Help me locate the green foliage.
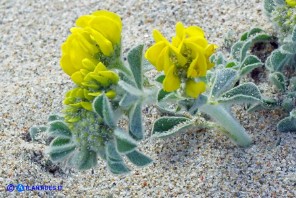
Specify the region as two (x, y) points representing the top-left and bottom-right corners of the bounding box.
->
(30, 45), (153, 174)
(277, 109), (296, 132)
(264, 0), (296, 38)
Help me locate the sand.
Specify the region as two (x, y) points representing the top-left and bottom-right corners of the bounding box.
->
(0, 0), (295, 197)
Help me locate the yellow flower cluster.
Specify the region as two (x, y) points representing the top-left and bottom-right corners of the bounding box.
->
(63, 62), (118, 112)
(145, 22), (217, 98)
(286, 0), (296, 7)
(60, 10), (122, 112)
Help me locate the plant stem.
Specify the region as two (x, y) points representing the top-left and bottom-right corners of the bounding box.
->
(199, 103), (252, 147)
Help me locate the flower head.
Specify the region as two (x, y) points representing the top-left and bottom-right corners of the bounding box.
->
(145, 22), (217, 98)
(63, 62), (118, 112)
(286, 0), (296, 7)
(60, 10), (122, 77)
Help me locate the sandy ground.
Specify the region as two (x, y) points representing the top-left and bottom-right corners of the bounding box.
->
(0, 0), (295, 197)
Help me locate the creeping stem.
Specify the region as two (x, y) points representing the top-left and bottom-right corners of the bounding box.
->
(199, 103), (252, 147)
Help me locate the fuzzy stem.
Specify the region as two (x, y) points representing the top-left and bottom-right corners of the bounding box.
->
(199, 103), (252, 147)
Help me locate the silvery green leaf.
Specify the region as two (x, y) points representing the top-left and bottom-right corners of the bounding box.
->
(157, 89), (171, 101)
(282, 97), (294, 112)
(50, 137), (71, 147)
(93, 94), (116, 128)
(48, 144), (76, 162)
(107, 160), (130, 174)
(119, 72), (137, 87)
(270, 50), (287, 71)
(114, 128), (137, 154)
(240, 31), (248, 41)
(187, 94), (208, 115)
(129, 102), (143, 140)
(218, 82), (261, 105)
(292, 25), (296, 42)
(106, 141), (122, 162)
(126, 150), (152, 167)
(247, 98), (277, 112)
(240, 40), (253, 62)
(155, 74), (165, 83)
(118, 80), (143, 96)
(119, 93), (139, 108)
(247, 28), (264, 38)
(265, 56), (273, 71)
(264, 0), (275, 14)
(127, 45), (144, 90)
(210, 68), (238, 98)
(280, 43), (296, 54)
(48, 114), (63, 122)
(68, 149), (97, 170)
(290, 77), (296, 91)
(269, 72), (286, 91)
(211, 51), (225, 65)
(231, 41), (244, 60)
(29, 125), (47, 141)
(48, 121), (72, 138)
(152, 116), (194, 138)
(225, 61), (238, 68)
(277, 110), (296, 132)
(251, 33), (272, 43)
(240, 55), (262, 76)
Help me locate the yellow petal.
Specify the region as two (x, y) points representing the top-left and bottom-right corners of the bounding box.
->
(88, 91), (102, 97)
(185, 80), (206, 98)
(172, 22), (185, 47)
(106, 90), (116, 98)
(286, 0), (296, 7)
(175, 22), (185, 39)
(60, 55), (77, 75)
(76, 15), (93, 27)
(186, 36), (208, 48)
(155, 46), (170, 71)
(94, 62), (108, 72)
(81, 102), (93, 111)
(89, 16), (121, 44)
(86, 27), (114, 56)
(82, 58), (97, 71)
(184, 41), (205, 58)
(205, 44), (217, 57)
(71, 71), (84, 85)
(92, 10), (122, 31)
(163, 66), (181, 92)
(84, 89), (95, 100)
(187, 57), (199, 78)
(169, 46), (187, 66)
(185, 26), (205, 38)
(153, 29), (167, 42)
(145, 41), (167, 66)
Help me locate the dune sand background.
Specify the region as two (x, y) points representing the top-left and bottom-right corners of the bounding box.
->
(0, 0), (295, 197)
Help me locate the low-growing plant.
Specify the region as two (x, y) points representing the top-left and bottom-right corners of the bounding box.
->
(249, 26), (296, 132)
(264, 0), (296, 39)
(30, 11), (153, 174)
(30, 4), (295, 175)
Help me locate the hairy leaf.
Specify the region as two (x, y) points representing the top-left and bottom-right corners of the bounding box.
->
(128, 45), (144, 90)
(114, 128), (137, 154)
(126, 150), (152, 167)
(219, 82), (261, 105)
(48, 121), (72, 137)
(210, 68), (238, 98)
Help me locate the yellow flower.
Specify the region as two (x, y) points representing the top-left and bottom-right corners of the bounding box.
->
(286, 0), (296, 7)
(145, 22), (217, 98)
(63, 62), (119, 112)
(185, 80), (206, 98)
(60, 10), (122, 76)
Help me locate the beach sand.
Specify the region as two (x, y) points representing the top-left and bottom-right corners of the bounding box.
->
(0, 0), (295, 197)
